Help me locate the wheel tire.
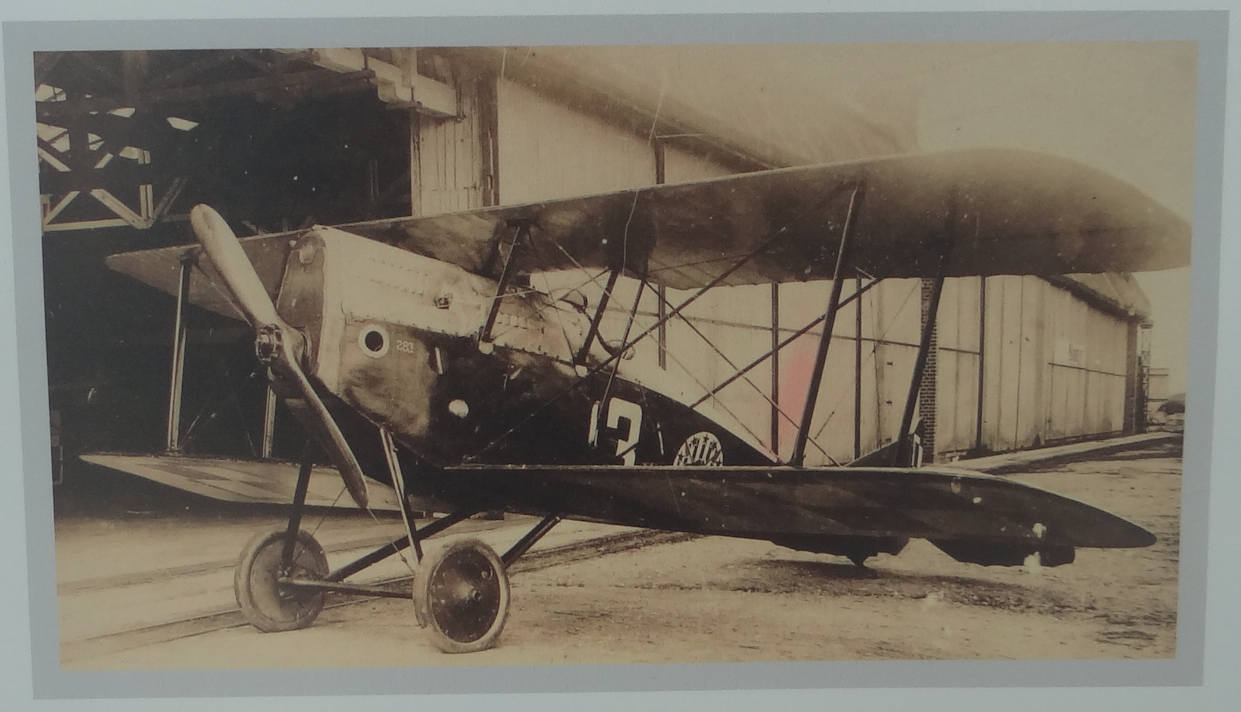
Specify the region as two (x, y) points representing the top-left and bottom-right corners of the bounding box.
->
(412, 538), (510, 654)
(234, 528), (329, 633)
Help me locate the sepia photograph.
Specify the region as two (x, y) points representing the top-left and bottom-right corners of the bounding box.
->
(16, 22), (1208, 685)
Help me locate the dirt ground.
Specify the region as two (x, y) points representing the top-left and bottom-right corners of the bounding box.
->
(64, 436), (1182, 669)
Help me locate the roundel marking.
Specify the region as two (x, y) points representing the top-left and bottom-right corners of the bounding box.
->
(358, 324), (390, 359)
(673, 431), (724, 466)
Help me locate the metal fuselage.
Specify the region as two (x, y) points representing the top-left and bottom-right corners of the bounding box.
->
(278, 226), (772, 476)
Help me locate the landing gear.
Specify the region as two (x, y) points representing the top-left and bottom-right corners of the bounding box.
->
(234, 528), (329, 632)
(231, 433), (558, 653)
(413, 538), (511, 654)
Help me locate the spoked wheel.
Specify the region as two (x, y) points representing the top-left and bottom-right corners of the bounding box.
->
(412, 538), (510, 653)
(234, 529), (330, 633)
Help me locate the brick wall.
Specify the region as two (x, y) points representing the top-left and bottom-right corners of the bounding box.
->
(919, 278), (939, 463)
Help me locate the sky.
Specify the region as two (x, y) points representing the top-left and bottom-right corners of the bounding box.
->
(558, 42), (1197, 393)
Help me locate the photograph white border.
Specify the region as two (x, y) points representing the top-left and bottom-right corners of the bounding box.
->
(1, 1), (1236, 709)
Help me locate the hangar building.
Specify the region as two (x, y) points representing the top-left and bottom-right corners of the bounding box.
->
(34, 47), (1156, 500)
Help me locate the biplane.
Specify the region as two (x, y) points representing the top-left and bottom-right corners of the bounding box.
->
(89, 148), (1189, 653)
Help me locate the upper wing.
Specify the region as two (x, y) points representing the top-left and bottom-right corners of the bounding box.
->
(105, 232), (294, 322)
(363, 148), (1191, 289)
(107, 148), (1190, 310)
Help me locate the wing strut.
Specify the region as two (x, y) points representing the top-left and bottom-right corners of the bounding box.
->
(895, 200), (958, 466)
(165, 251), (194, 452)
(791, 182), (866, 467)
(574, 265), (623, 369)
(479, 220), (532, 347)
(854, 276), (864, 460)
(599, 277), (648, 399)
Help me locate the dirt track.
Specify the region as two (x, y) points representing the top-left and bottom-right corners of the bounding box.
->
(63, 435), (1181, 669)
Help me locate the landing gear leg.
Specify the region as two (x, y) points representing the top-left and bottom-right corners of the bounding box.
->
(379, 429), (517, 654)
(235, 443), (329, 632)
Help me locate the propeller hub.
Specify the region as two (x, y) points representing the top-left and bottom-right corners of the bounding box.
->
(255, 324), (284, 366)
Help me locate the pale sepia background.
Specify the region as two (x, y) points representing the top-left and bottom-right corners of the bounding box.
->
(1, 2), (1234, 711)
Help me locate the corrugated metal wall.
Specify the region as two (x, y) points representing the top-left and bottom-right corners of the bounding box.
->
(934, 277), (984, 455)
(496, 79), (656, 203)
(1038, 279), (1130, 443)
(937, 276), (1131, 459)
(416, 67), (1138, 465)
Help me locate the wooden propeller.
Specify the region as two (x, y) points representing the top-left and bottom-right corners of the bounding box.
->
(189, 204), (370, 509)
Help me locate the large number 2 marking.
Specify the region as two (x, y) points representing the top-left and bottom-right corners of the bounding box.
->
(589, 398), (643, 466)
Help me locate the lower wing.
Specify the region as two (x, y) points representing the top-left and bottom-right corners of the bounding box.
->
(80, 452), (405, 511)
(422, 464), (1155, 565)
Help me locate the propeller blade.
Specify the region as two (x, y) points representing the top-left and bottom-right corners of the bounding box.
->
(282, 357), (371, 509)
(189, 203), (369, 509)
(189, 204), (281, 327)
